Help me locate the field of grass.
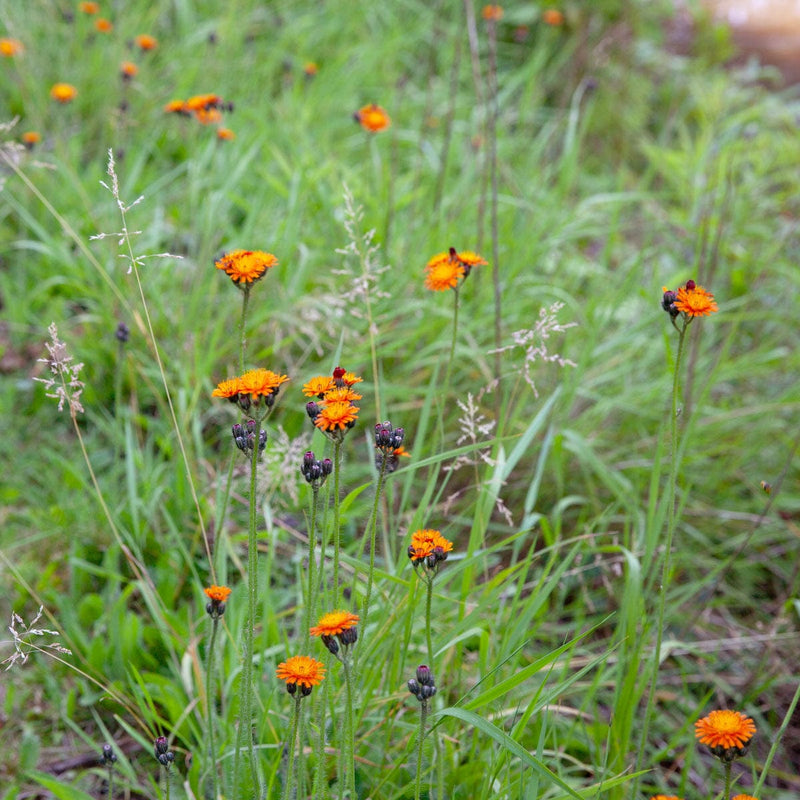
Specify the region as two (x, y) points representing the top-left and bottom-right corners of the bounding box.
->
(1, 1), (799, 799)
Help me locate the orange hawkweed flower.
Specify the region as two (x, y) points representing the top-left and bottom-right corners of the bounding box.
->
(50, 83), (78, 103)
(408, 529), (453, 563)
(695, 709), (756, 761)
(204, 585), (232, 603)
(314, 401), (359, 432)
(211, 377), (242, 399)
(303, 375), (336, 398)
(215, 249), (278, 285)
(216, 127), (235, 141)
(276, 655), (325, 694)
(334, 369), (362, 388)
(650, 796), (681, 800)
(674, 281), (718, 317)
(22, 131), (41, 149)
(321, 386), (362, 404)
(238, 368), (289, 399)
(0, 38), (24, 57)
(354, 103), (390, 133)
(542, 8), (564, 26)
(185, 93), (222, 112)
(134, 33), (157, 51)
(482, 4), (504, 21)
(120, 61), (138, 79)
(194, 107), (222, 125)
(731, 795), (758, 800)
(79, 1), (100, 13)
(164, 99), (187, 114)
(425, 258), (464, 291)
(303, 62), (318, 77)
(310, 610), (360, 638)
(94, 18), (112, 32)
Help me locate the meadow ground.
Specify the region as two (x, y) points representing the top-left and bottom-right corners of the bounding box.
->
(1, 1), (799, 799)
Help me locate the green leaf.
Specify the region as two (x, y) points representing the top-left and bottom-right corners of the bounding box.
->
(26, 772), (96, 800)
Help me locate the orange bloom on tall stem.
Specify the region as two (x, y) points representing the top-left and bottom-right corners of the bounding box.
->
(94, 18), (113, 32)
(303, 375), (336, 398)
(408, 529), (453, 562)
(120, 61), (138, 79)
(238, 368), (289, 399)
(674, 282), (718, 317)
(217, 127), (235, 141)
(134, 33), (158, 51)
(695, 709), (756, 751)
(354, 103), (391, 133)
(482, 4), (504, 21)
(321, 387), (362, 404)
(22, 131), (41, 148)
(204, 585), (232, 603)
(215, 249), (278, 285)
(730, 795), (758, 800)
(542, 8), (565, 26)
(276, 655), (326, 691)
(309, 610), (360, 638)
(50, 83), (78, 103)
(212, 377), (242, 399)
(649, 796), (681, 800)
(79, 1), (100, 13)
(425, 259), (464, 291)
(0, 38), (24, 57)
(314, 401), (359, 431)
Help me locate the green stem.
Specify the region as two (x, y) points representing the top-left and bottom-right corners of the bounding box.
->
(163, 766), (171, 800)
(342, 658), (357, 800)
(313, 673), (329, 800)
(635, 320), (689, 780)
(414, 701), (428, 800)
(304, 486), (320, 652)
(361, 453), (389, 642)
(206, 617), (220, 800)
(332, 440), (343, 606)
(239, 285), (251, 374)
(425, 577), (434, 670)
(723, 760), (732, 800)
(107, 763), (114, 799)
(444, 287), (460, 398)
(283, 694), (303, 800)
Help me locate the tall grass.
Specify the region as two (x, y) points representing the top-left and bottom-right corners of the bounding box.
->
(1, 1), (799, 799)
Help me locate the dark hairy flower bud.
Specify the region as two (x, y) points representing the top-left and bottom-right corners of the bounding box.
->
(306, 401), (321, 420)
(102, 743), (117, 765)
(115, 322), (130, 343)
(339, 626), (358, 647)
(416, 665), (433, 686)
(321, 634), (339, 655)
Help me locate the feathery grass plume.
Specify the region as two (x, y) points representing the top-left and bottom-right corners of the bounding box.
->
(34, 322), (84, 417)
(2, 607), (71, 670)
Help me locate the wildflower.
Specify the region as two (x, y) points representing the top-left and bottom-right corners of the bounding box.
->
(377, 444), (410, 473)
(303, 62), (318, 77)
(375, 421), (405, 455)
(101, 743), (117, 765)
(215, 249), (278, 285)
(408, 529), (453, 565)
(50, 83), (78, 103)
(354, 103), (391, 133)
(94, 18), (112, 32)
(300, 451), (333, 487)
(134, 33), (158, 51)
(276, 655), (325, 696)
(695, 709), (756, 761)
(120, 61), (137, 80)
(153, 736), (174, 767)
(649, 796), (681, 800)
(164, 99), (187, 114)
(216, 127), (235, 141)
(425, 247), (486, 291)
(482, 5), (503, 21)
(322, 386), (362, 404)
(542, 8), (564, 26)
(0, 38), (23, 57)
(303, 375), (336, 398)
(212, 377), (242, 400)
(204, 585), (232, 618)
(22, 131), (40, 149)
(195, 107), (222, 125)
(232, 420), (267, 456)
(79, 1), (100, 13)
(673, 280), (718, 317)
(238, 368), (289, 400)
(731, 795), (758, 800)
(408, 665), (437, 702)
(115, 322), (130, 343)
(310, 610), (360, 638)
(333, 366), (362, 388)
(314, 400), (359, 432)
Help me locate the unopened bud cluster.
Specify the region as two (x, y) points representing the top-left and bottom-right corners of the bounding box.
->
(154, 736), (175, 767)
(286, 681), (314, 698)
(232, 420), (267, 456)
(661, 288), (679, 318)
(408, 664), (437, 703)
(300, 450), (333, 487)
(321, 626), (358, 657)
(375, 421), (405, 453)
(102, 743), (117, 766)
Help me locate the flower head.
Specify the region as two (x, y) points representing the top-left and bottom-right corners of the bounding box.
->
(673, 281), (718, 317)
(303, 375), (336, 398)
(22, 131), (41, 149)
(217, 127), (235, 141)
(215, 249), (278, 285)
(0, 38), (24, 57)
(204, 585), (232, 618)
(408, 529), (453, 564)
(542, 8), (564, 26)
(120, 61), (138, 80)
(303, 62), (318, 77)
(79, 2), (100, 13)
(649, 796), (681, 800)
(731, 795), (758, 800)
(333, 367), (362, 388)
(482, 5), (504, 21)
(314, 400), (359, 432)
(134, 34), (158, 51)
(425, 247), (486, 291)
(354, 103), (391, 133)
(276, 655), (326, 695)
(238, 368), (289, 399)
(94, 18), (112, 32)
(322, 386), (363, 404)
(50, 83), (78, 104)
(212, 377), (242, 400)
(310, 610), (360, 638)
(695, 709), (756, 761)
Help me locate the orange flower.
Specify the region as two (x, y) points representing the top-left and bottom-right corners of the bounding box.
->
(425, 258), (464, 291)
(215, 249), (278, 284)
(321, 386), (362, 404)
(164, 99), (187, 114)
(649, 796), (681, 800)
(482, 4), (503, 21)
(695, 709), (756, 757)
(354, 103), (390, 133)
(120, 61), (138, 79)
(185, 93), (222, 112)
(314, 401), (359, 431)
(309, 610), (360, 638)
(408, 529), (453, 562)
(542, 8), (564, 26)
(335, 369), (362, 388)
(134, 33), (157, 51)
(94, 18), (112, 32)
(195, 108), (222, 125)
(674, 281), (718, 317)
(276, 655), (325, 692)
(302, 375), (336, 398)
(216, 127), (235, 141)
(0, 38), (24, 57)
(731, 795), (758, 800)
(204, 585), (232, 603)
(212, 377), (242, 399)
(303, 62), (318, 76)
(22, 131), (41, 149)
(79, 1), (100, 13)
(238, 368), (289, 399)
(50, 83), (78, 103)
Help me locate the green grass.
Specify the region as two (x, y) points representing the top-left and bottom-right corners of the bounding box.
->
(1, 1), (799, 798)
